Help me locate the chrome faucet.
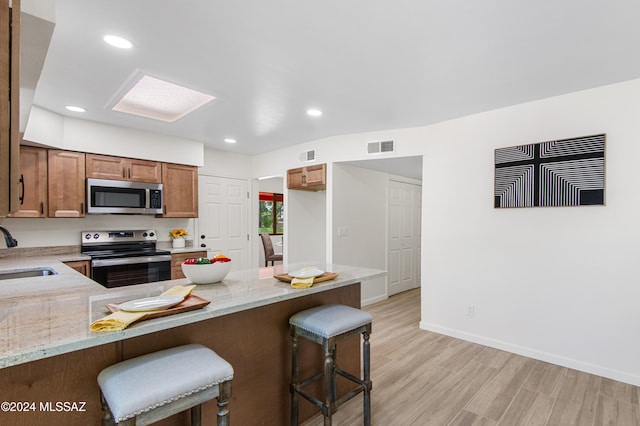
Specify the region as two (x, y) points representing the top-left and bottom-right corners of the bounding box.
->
(0, 225), (18, 248)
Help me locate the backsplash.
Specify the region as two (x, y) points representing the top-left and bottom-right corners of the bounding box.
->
(0, 216), (195, 248)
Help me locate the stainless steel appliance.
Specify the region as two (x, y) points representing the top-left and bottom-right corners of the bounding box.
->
(81, 229), (171, 288)
(86, 178), (163, 214)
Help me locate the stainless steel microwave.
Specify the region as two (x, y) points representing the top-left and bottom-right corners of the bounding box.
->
(86, 178), (163, 214)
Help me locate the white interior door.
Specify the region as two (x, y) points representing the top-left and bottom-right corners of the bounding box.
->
(197, 175), (249, 271)
(388, 180), (422, 295)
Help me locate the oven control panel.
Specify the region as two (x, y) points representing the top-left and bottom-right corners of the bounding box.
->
(81, 229), (158, 245)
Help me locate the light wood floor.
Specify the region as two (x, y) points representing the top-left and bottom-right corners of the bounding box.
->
(305, 289), (640, 425)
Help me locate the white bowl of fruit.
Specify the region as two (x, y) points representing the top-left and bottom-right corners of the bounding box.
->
(181, 254), (232, 284)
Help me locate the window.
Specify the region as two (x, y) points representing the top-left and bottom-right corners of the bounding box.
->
(259, 192), (283, 235)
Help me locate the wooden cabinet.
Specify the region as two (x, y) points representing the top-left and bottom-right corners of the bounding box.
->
(8, 146), (47, 217)
(63, 260), (90, 277)
(171, 251), (206, 279)
(0, 0), (20, 216)
(161, 163), (199, 217)
(48, 150), (86, 217)
(86, 154), (162, 183)
(287, 163), (326, 191)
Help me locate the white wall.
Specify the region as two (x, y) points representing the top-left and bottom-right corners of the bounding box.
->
(1, 216), (195, 247)
(285, 190), (326, 264)
(25, 106), (204, 166)
(252, 78), (640, 386)
(333, 164), (389, 305)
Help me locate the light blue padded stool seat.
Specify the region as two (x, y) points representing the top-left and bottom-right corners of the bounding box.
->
(98, 344), (233, 426)
(289, 304), (373, 426)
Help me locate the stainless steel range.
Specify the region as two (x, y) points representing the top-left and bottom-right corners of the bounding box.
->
(81, 229), (171, 288)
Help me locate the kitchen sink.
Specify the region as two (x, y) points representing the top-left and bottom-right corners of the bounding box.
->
(0, 267), (58, 280)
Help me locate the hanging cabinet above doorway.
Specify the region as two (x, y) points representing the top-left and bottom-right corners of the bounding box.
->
(287, 163), (326, 191)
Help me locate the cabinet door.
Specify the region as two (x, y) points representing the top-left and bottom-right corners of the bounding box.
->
(161, 163), (198, 217)
(8, 146), (47, 217)
(0, 0), (20, 216)
(171, 251), (207, 279)
(287, 167), (304, 189)
(128, 158), (162, 183)
(48, 150), (86, 217)
(304, 164), (326, 187)
(86, 154), (126, 180)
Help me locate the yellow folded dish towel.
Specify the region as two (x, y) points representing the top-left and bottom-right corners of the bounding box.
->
(291, 277), (314, 289)
(90, 285), (196, 333)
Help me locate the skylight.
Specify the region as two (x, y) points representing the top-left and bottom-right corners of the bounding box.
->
(112, 75), (216, 123)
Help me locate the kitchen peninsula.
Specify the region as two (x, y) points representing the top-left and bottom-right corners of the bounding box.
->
(0, 258), (385, 426)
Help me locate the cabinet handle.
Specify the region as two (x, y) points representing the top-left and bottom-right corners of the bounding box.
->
(18, 174), (24, 204)
(80, 203), (84, 214)
(201, 235), (205, 239)
(40, 202), (44, 215)
(122, 168), (126, 178)
(200, 244), (206, 248)
(128, 168), (131, 179)
(302, 174), (306, 184)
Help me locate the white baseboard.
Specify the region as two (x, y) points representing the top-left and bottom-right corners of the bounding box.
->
(420, 321), (640, 387)
(362, 294), (388, 307)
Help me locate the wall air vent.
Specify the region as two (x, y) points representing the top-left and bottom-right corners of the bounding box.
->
(299, 150), (316, 162)
(367, 140), (395, 154)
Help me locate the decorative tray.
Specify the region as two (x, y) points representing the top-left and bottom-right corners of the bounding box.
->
(273, 272), (339, 283)
(105, 295), (210, 321)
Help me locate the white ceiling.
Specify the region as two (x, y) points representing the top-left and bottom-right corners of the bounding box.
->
(31, 0), (640, 163)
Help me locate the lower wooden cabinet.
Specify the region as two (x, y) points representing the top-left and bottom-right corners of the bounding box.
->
(63, 260), (90, 277)
(171, 251), (207, 279)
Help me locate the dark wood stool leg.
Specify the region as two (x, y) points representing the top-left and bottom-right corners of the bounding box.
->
(217, 380), (232, 426)
(190, 404), (201, 426)
(323, 342), (335, 426)
(291, 332), (300, 426)
(363, 330), (371, 426)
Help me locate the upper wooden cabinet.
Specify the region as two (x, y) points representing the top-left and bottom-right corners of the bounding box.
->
(161, 163), (198, 217)
(86, 154), (162, 183)
(287, 163), (326, 191)
(8, 146), (47, 218)
(0, 0), (20, 216)
(48, 150), (86, 218)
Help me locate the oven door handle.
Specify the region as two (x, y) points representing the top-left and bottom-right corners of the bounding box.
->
(91, 255), (172, 268)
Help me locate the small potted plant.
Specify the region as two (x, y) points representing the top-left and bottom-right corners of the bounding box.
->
(169, 228), (189, 248)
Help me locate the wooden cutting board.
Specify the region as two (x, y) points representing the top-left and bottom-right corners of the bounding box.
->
(105, 295), (210, 322)
(273, 272), (339, 283)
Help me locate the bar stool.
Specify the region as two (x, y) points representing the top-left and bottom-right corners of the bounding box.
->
(289, 304), (373, 426)
(98, 344), (233, 426)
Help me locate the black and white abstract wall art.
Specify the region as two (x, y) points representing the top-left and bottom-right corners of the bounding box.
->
(494, 134), (605, 208)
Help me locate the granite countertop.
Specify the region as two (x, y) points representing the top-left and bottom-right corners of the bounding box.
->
(0, 257), (385, 369)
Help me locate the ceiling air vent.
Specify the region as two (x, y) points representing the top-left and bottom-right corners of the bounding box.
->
(367, 140), (395, 154)
(299, 150), (316, 162)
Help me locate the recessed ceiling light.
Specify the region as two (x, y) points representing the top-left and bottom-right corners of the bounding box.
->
(65, 105), (86, 113)
(307, 109), (323, 117)
(103, 35), (133, 49)
(224, 138), (237, 144)
(112, 75), (216, 123)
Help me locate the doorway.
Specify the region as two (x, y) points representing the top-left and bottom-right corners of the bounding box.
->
(388, 180), (422, 295)
(197, 174), (250, 271)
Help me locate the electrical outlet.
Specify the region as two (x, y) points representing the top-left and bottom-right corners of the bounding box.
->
(467, 304), (475, 317)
